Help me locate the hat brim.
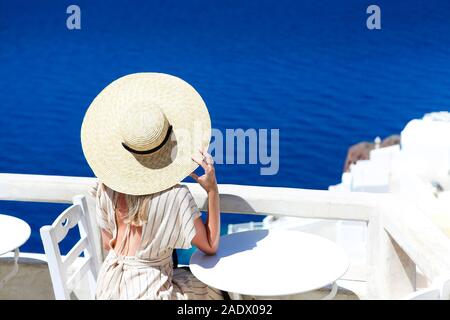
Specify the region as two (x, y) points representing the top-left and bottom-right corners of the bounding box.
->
(81, 73), (211, 195)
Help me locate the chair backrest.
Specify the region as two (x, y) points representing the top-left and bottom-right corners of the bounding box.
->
(40, 195), (100, 300)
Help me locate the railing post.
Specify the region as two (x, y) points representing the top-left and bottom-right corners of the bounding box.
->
(367, 213), (416, 299)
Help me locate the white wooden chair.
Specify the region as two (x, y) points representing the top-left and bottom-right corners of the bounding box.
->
(40, 195), (100, 300)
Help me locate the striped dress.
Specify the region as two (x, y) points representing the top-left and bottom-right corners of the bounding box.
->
(94, 183), (224, 300)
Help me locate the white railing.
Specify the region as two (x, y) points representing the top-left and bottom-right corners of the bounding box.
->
(1, 173), (450, 299)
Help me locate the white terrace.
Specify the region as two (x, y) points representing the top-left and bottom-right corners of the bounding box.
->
(0, 173), (450, 299)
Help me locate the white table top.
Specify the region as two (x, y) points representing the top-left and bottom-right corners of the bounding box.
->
(190, 229), (349, 297)
(0, 214), (31, 256)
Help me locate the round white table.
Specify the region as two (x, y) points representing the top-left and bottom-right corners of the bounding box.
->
(190, 229), (349, 299)
(0, 214), (31, 289)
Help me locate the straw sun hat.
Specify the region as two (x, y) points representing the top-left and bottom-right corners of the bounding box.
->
(81, 73), (211, 195)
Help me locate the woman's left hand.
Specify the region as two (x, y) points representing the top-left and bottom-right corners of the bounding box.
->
(190, 148), (218, 194)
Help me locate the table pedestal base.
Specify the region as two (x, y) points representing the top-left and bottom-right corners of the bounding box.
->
(229, 282), (339, 300)
(0, 249), (20, 290)
(322, 282), (338, 300)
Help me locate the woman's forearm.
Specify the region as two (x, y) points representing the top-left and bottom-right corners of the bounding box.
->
(190, 149), (220, 254)
(205, 188), (220, 252)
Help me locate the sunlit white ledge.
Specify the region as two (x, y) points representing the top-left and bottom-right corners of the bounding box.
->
(0, 173), (449, 299)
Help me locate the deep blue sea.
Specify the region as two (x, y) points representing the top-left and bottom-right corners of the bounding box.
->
(1, 0), (450, 264)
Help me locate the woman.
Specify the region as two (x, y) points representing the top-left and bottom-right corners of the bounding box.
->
(80, 73), (224, 300)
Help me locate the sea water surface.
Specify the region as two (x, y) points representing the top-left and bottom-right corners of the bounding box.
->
(1, 0), (450, 263)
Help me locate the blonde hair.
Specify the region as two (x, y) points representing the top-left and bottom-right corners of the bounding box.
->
(95, 182), (152, 227)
